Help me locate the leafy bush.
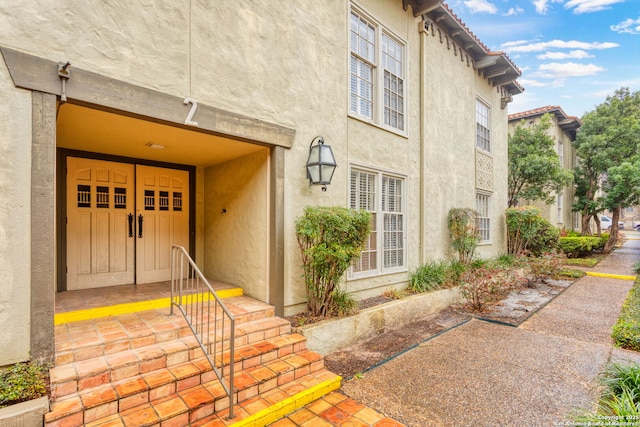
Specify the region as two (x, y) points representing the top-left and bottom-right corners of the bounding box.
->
(574, 363), (640, 421)
(505, 206), (558, 255)
(0, 361), (49, 408)
(634, 262), (640, 275)
(559, 236), (607, 258)
(447, 208), (480, 263)
(524, 252), (564, 285)
(295, 206), (371, 317)
(459, 267), (522, 310)
(409, 260), (468, 293)
(527, 220), (560, 255)
(612, 280), (640, 351)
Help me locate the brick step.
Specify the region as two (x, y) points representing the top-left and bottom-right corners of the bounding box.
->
(54, 295), (277, 365)
(49, 320), (299, 400)
(45, 348), (327, 426)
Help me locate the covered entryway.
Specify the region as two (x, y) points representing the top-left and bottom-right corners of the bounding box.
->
(66, 158), (190, 289)
(56, 103), (275, 296)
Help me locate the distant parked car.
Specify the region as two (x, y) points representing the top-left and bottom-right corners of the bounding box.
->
(600, 215), (624, 230)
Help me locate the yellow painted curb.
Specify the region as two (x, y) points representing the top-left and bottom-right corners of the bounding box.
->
(585, 271), (637, 281)
(229, 375), (342, 427)
(54, 287), (243, 325)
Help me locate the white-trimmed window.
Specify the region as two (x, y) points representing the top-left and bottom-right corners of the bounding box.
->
(476, 99), (491, 152)
(350, 167), (406, 277)
(349, 9), (405, 132)
(557, 140), (564, 167)
(557, 193), (563, 224)
(476, 193), (491, 243)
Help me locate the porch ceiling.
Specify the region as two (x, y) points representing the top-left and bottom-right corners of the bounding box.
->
(56, 103), (265, 167)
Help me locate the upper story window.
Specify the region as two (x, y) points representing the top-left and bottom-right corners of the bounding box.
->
(349, 9), (405, 132)
(476, 99), (491, 152)
(557, 140), (564, 167)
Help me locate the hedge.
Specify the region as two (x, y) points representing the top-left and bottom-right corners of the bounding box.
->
(612, 280), (640, 351)
(558, 235), (608, 258)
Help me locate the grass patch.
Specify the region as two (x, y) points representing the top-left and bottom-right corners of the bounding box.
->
(563, 257), (600, 267)
(558, 268), (586, 279)
(612, 278), (640, 351)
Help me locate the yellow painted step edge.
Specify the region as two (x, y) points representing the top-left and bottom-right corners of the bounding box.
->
(585, 271), (637, 281)
(54, 288), (243, 325)
(229, 375), (342, 427)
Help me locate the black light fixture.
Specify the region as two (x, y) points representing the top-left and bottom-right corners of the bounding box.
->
(306, 136), (337, 191)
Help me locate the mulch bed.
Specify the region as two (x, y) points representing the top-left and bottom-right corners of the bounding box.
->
(322, 277), (575, 379)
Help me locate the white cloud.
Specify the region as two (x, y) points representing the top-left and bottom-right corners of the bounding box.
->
(504, 6), (525, 16)
(501, 39), (619, 53)
(564, 0), (625, 14)
(464, 0), (498, 14)
(533, 62), (605, 78)
(611, 17), (640, 34)
(533, 0), (563, 14)
(517, 78), (552, 87)
(536, 50), (594, 59)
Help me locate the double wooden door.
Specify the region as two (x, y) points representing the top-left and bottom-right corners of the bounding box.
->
(66, 158), (189, 290)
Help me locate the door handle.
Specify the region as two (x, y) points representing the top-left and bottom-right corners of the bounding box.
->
(138, 214), (143, 238)
(128, 213), (134, 237)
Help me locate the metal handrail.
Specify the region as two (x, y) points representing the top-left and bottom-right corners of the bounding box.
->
(170, 245), (235, 419)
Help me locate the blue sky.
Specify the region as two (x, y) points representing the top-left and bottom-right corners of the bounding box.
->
(446, 0), (640, 118)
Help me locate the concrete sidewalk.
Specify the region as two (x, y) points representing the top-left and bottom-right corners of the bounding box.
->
(340, 239), (640, 427)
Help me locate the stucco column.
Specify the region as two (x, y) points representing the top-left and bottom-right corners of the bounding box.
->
(31, 91), (56, 364)
(269, 146), (285, 316)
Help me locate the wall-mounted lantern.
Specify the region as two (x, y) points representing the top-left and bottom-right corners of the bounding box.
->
(305, 136), (337, 191)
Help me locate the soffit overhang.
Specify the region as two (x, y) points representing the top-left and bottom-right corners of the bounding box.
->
(423, 3), (524, 97)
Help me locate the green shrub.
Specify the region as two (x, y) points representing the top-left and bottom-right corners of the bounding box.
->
(409, 260), (470, 293)
(505, 206), (558, 255)
(0, 361), (49, 408)
(559, 236), (606, 258)
(527, 220), (560, 255)
(574, 362), (640, 421)
(612, 280), (640, 351)
(447, 208), (480, 263)
(634, 262), (640, 275)
(331, 287), (358, 317)
(409, 261), (448, 292)
(295, 206), (371, 317)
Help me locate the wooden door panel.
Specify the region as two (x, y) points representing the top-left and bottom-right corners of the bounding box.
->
(67, 158), (135, 290)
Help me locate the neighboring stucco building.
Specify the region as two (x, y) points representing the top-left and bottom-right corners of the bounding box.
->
(0, 0), (522, 365)
(508, 106), (581, 229)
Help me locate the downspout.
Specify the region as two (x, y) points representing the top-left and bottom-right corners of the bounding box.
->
(418, 19), (428, 266)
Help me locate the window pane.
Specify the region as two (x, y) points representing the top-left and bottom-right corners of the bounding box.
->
(476, 193), (490, 242)
(476, 100), (491, 152)
(383, 35), (405, 132)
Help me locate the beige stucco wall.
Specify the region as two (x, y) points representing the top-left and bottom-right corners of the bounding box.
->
(422, 23), (509, 261)
(0, 0), (519, 324)
(508, 113), (577, 229)
(0, 61), (33, 365)
(203, 150), (270, 302)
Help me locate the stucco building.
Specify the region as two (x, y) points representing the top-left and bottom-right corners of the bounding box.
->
(1, 0), (522, 371)
(508, 106), (581, 229)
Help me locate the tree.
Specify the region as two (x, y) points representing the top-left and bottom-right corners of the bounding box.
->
(572, 87), (640, 250)
(508, 114), (574, 208)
